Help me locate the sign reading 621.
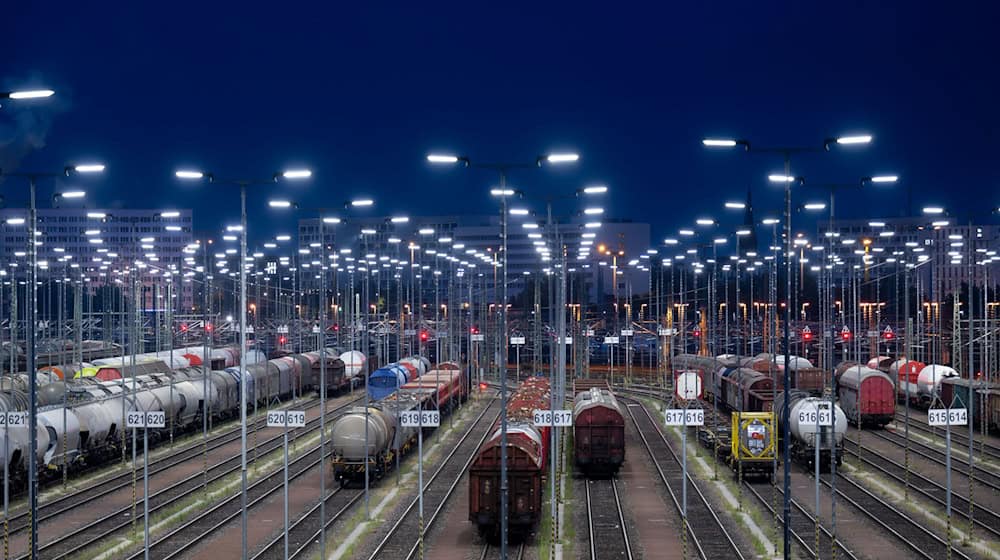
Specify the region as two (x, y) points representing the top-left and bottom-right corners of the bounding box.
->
(0, 412), (28, 427)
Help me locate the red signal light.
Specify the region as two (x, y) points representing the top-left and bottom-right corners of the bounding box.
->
(840, 327), (851, 341)
(205, 323), (213, 332)
(180, 323), (188, 332)
(420, 331), (429, 342)
(692, 328), (701, 338)
(479, 382), (488, 391)
(279, 336), (287, 345)
(333, 324), (339, 331)
(470, 326), (479, 335)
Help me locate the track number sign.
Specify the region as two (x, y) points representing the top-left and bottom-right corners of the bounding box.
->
(665, 409), (704, 426)
(0, 412), (28, 427)
(510, 336), (526, 345)
(604, 336), (619, 345)
(471, 334), (485, 342)
(400, 410), (440, 427)
(267, 410), (306, 428)
(798, 402), (833, 426)
(928, 408), (968, 426)
(533, 410), (572, 427)
(127, 411), (166, 429)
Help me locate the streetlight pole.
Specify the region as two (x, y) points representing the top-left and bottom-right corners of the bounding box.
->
(175, 168), (310, 559)
(704, 134), (871, 559)
(427, 151), (579, 558)
(0, 162), (104, 558)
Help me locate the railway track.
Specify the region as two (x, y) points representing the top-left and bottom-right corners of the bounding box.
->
(743, 481), (857, 560)
(585, 477), (633, 560)
(858, 427), (1000, 491)
(125, 441), (333, 560)
(892, 412), (1000, 462)
(479, 541), (526, 560)
(366, 398), (501, 560)
(843, 438), (1000, 539)
(622, 398), (744, 560)
(3, 393), (323, 540)
(22, 396), (358, 560)
(819, 471), (973, 560)
(250, 486), (363, 560)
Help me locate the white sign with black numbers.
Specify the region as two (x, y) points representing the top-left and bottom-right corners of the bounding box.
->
(471, 334), (485, 342)
(928, 408), (968, 426)
(127, 411), (166, 429)
(664, 409), (704, 426)
(621, 329), (634, 337)
(510, 336), (526, 345)
(658, 328), (677, 336)
(399, 410), (440, 427)
(561, 337), (573, 345)
(404, 329), (416, 336)
(604, 336), (619, 344)
(533, 409), (573, 427)
(798, 402), (833, 426)
(585, 329), (595, 336)
(267, 410), (306, 428)
(0, 412), (28, 427)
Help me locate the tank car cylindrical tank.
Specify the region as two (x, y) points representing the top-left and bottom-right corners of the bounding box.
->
(774, 390), (846, 469)
(917, 364), (958, 401)
(340, 350), (367, 380)
(674, 370), (703, 401)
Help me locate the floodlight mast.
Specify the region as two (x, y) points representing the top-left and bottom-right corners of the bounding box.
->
(0, 162), (105, 559)
(175, 167), (310, 560)
(427, 150), (578, 558)
(704, 133), (871, 559)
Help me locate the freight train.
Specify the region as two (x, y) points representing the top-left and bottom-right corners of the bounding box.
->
(0, 347), (350, 488)
(469, 376), (551, 539)
(330, 362), (465, 485)
(669, 354), (848, 471)
(774, 390), (847, 470)
(0, 340), (125, 373)
(572, 379), (625, 476)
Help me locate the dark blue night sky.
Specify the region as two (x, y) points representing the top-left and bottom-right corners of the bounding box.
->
(3, 1), (998, 245)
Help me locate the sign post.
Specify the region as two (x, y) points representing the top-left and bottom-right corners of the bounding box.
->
(3, 411), (26, 557)
(401, 409), (439, 559)
(267, 409), (305, 559)
(929, 405), (966, 552)
(604, 336), (619, 385)
(535, 405), (572, 556)
(665, 404), (703, 556)
(127, 410), (166, 560)
(511, 336), (525, 383)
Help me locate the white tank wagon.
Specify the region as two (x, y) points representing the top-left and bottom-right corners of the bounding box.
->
(774, 390), (847, 470)
(917, 364), (959, 403)
(330, 390), (426, 485)
(340, 350), (368, 381)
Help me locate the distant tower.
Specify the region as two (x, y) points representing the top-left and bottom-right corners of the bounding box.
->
(740, 188), (758, 255)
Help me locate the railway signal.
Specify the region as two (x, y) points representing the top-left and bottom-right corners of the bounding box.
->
(840, 326), (852, 341)
(882, 325), (894, 340)
(801, 326), (813, 341)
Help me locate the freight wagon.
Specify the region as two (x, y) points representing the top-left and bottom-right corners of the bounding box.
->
(469, 376), (551, 538)
(573, 386), (625, 476)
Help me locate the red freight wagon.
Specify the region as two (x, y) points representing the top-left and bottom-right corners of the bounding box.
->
(469, 376), (550, 538)
(837, 365), (895, 427)
(573, 387), (625, 476)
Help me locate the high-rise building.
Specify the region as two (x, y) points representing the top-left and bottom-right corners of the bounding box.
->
(0, 208), (195, 312)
